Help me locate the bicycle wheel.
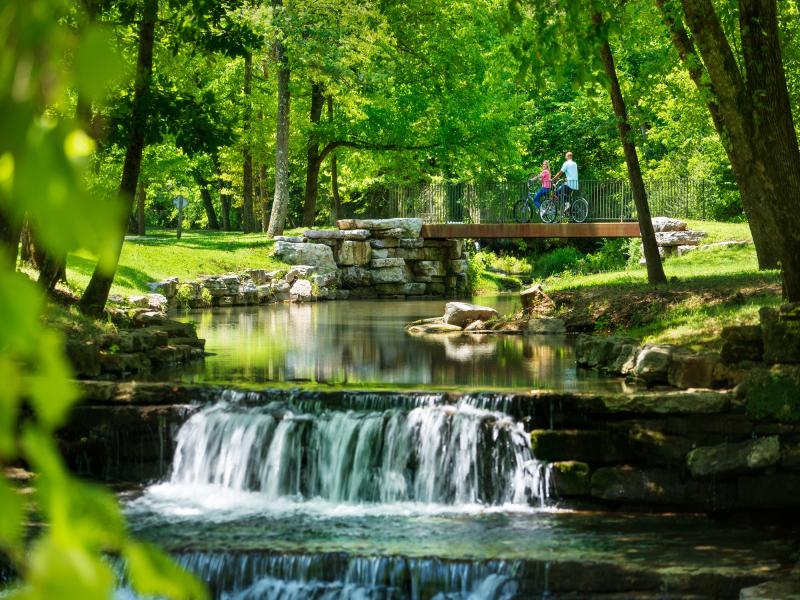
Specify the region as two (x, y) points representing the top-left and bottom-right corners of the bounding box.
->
(540, 198), (558, 224)
(571, 197), (589, 223)
(513, 200), (533, 223)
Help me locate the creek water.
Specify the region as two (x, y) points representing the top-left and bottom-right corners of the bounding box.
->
(121, 300), (796, 598)
(164, 297), (621, 391)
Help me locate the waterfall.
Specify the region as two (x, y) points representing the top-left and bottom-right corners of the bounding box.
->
(167, 397), (549, 507)
(177, 552), (522, 600)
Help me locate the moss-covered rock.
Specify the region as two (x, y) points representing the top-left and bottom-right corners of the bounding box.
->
(550, 461), (591, 496)
(744, 365), (800, 422)
(761, 305), (800, 364)
(530, 429), (623, 463)
(686, 436), (780, 477)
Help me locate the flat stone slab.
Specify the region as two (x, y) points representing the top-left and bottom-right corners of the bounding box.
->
(651, 217), (687, 232)
(407, 322), (464, 335)
(655, 230), (707, 247)
(304, 229), (371, 241)
(602, 390), (732, 414)
(273, 241), (337, 272)
(370, 258), (405, 268)
(273, 235), (304, 243)
(443, 302), (498, 327)
(337, 218), (423, 238)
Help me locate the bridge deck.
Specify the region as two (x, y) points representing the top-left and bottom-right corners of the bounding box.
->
(420, 222), (641, 239)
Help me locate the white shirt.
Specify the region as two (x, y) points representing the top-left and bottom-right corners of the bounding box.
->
(560, 159), (579, 189)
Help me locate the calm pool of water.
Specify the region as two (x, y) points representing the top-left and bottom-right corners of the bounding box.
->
(163, 298), (623, 391)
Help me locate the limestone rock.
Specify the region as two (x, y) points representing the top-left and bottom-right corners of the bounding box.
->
(551, 461), (591, 496)
(337, 218), (423, 238)
(273, 235), (304, 243)
(407, 322), (464, 335)
(687, 436), (780, 477)
(447, 259), (468, 274)
(273, 241), (337, 272)
(375, 282), (426, 296)
(443, 302), (498, 327)
(371, 266), (407, 284)
(286, 265), (317, 282)
(740, 580), (800, 600)
(520, 284), (555, 312)
(147, 277), (179, 298)
(527, 318), (566, 334)
(399, 238), (424, 249)
(654, 230), (707, 246)
(668, 350), (724, 389)
(603, 389), (731, 414)
(339, 266), (372, 288)
(371, 248), (390, 259)
(414, 260), (447, 278)
(632, 344), (674, 384)
(336, 240), (372, 266)
(650, 217), (687, 232)
(270, 280), (291, 301)
(369, 238), (400, 249)
(311, 271), (337, 289)
(289, 279), (314, 302)
(370, 258), (405, 268)
(245, 269), (271, 285)
(591, 466), (684, 504)
(464, 320), (486, 332)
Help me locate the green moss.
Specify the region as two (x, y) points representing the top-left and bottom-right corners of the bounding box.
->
(745, 367), (800, 422)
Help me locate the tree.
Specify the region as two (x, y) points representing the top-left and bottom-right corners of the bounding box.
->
(593, 9), (666, 284)
(267, 0), (291, 237)
(656, 0), (800, 298)
(79, 0), (158, 316)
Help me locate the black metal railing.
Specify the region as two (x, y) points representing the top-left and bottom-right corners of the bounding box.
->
(352, 178), (710, 223)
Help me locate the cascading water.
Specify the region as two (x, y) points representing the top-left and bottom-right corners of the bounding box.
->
(166, 395), (549, 507)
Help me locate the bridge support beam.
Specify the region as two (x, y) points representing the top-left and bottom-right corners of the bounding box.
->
(420, 223), (642, 239)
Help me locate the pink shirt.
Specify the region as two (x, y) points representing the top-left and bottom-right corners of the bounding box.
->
(539, 169), (551, 188)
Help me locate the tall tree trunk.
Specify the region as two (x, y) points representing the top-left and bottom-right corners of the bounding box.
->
(242, 52), (255, 233)
(197, 176), (220, 230)
(136, 180), (146, 235)
(594, 12), (666, 285)
(0, 209), (21, 270)
(213, 157), (231, 231)
(260, 163), (269, 232)
(19, 218), (34, 264)
(302, 82), (324, 227)
(676, 0), (800, 298)
(656, 0), (781, 269)
(267, 0), (291, 238)
(79, 0), (157, 316)
(328, 96), (341, 221)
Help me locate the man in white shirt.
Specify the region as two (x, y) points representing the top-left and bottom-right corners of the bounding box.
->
(553, 151), (579, 208)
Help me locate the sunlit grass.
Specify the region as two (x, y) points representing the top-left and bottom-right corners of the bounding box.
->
(65, 228), (303, 297)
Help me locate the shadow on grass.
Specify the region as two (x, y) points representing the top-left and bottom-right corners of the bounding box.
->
(68, 254), (154, 293)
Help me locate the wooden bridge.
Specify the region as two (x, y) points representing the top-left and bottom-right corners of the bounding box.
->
(421, 222), (641, 239)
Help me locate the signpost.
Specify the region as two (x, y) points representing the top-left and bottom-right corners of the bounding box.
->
(173, 194), (188, 239)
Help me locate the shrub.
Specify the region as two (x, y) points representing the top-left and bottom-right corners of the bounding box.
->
(534, 247), (584, 277)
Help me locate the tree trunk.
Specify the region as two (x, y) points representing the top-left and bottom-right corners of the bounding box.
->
(656, 0), (781, 269)
(260, 163), (269, 232)
(594, 12), (666, 285)
(676, 0), (800, 297)
(302, 82), (324, 227)
(19, 218), (34, 265)
(79, 0), (157, 316)
(198, 178), (220, 230)
(213, 157), (231, 231)
(242, 52), (255, 233)
(136, 180), (146, 235)
(328, 96), (341, 221)
(0, 208), (22, 270)
(267, 0), (291, 238)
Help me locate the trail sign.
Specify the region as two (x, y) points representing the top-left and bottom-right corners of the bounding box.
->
(173, 194), (188, 239)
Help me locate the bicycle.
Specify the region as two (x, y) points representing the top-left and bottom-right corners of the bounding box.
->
(513, 182), (549, 223)
(539, 181), (589, 224)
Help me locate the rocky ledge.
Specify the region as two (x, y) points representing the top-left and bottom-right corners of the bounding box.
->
(143, 219), (469, 308)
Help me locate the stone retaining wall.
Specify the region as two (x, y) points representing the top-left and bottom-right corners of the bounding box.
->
(146, 218), (468, 308)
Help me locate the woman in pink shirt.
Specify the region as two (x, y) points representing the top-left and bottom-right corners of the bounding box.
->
(530, 160), (551, 209)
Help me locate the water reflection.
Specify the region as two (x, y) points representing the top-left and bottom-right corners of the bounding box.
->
(166, 298), (621, 391)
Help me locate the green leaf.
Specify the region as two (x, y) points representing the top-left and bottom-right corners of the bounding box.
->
(74, 26), (125, 102)
(125, 541), (209, 600)
(0, 476), (25, 551)
(0, 357), (23, 457)
(27, 329), (77, 430)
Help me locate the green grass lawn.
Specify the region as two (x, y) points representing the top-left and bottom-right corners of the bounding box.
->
(522, 220), (782, 348)
(65, 228), (302, 297)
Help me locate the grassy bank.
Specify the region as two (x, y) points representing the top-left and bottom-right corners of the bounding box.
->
(476, 220), (782, 349)
(63, 229), (297, 298)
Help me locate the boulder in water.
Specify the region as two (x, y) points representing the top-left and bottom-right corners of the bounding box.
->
(443, 302), (498, 327)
